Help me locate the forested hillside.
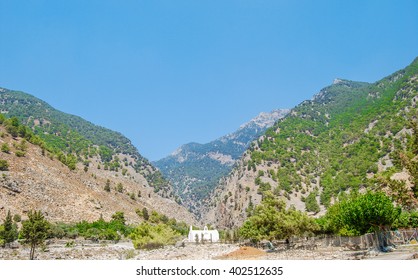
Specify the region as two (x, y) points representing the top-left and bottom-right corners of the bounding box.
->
(0, 89), (171, 196)
(205, 57), (418, 228)
(0, 113), (195, 224)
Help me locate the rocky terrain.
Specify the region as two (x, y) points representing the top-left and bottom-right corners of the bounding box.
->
(0, 88), (174, 199)
(1, 240), (416, 260)
(0, 125), (196, 224)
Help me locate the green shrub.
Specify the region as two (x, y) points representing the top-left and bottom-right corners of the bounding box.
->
(1, 143), (10, 153)
(111, 212), (126, 225)
(15, 150), (26, 157)
(71, 215), (132, 241)
(0, 160), (9, 171)
(130, 223), (180, 250)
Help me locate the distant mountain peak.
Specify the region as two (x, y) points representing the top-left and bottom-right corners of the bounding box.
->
(238, 109), (290, 130)
(154, 108), (289, 218)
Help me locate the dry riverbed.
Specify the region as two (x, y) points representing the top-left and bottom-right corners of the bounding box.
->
(1, 239), (417, 260)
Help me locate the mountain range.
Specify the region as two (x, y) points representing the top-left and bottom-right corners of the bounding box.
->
(154, 109), (289, 217)
(0, 89), (194, 224)
(1, 57), (417, 230)
(204, 57), (418, 228)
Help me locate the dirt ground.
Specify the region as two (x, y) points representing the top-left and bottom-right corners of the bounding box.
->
(1, 240), (417, 260)
(217, 246), (266, 260)
(219, 245), (418, 260)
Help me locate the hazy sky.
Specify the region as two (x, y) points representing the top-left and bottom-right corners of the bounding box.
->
(0, 0), (417, 160)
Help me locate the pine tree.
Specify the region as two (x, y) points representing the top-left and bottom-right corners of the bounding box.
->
(142, 208), (149, 221)
(117, 182), (124, 193)
(104, 179), (111, 192)
(1, 210), (18, 247)
(21, 210), (50, 260)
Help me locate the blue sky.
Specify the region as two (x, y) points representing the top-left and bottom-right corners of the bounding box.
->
(0, 0), (417, 161)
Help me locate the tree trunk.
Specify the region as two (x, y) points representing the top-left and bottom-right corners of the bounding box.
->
(30, 244), (35, 260)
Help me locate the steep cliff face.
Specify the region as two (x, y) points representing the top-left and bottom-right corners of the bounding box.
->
(204, 58), (418, 229)
(154, 109), (289, 217)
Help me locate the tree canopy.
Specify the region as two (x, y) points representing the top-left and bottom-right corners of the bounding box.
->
(318, 191), (401, 236)
(20, 210), (50, 260)
(239, 192), (318, 242)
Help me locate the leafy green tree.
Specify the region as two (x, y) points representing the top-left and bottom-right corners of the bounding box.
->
(321, 191), (400, 236)
(99, 146), (113, 162)
(5, 117), (19, 138)
(20, 210), (50, 260)
(305, 192), (320, 213)
(129, 222), (180, 250)
(9, 117), (20, 127)
(1, 210), (18, 247)
(66, 154), (77, 170)
(111, 212), (126, 225)
(239, 192), (318, 242)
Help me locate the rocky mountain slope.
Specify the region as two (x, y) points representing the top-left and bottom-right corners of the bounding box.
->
(154, 109), (289, 217)
(204, 57), (418, 229)
(0, 88), (172, 198)
(0, 89), (195, 224)
(0, 120), (195, 224)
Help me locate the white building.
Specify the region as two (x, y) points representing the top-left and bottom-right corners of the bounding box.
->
(188, 226), (220, 242)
